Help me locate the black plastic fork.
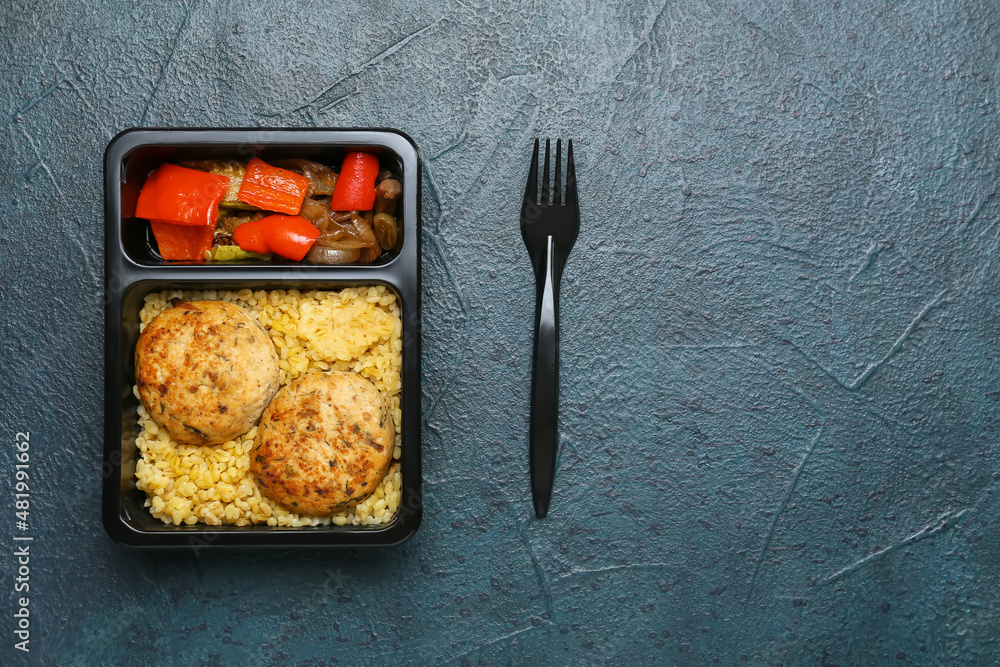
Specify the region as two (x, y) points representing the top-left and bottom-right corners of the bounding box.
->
(521, 138), (580, 519)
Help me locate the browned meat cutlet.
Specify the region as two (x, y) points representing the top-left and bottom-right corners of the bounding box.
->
(250, 371), (395, 515)
(134, 300), (280, 445)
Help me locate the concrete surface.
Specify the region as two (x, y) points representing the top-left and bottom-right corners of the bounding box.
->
(1, 0), (999, 664)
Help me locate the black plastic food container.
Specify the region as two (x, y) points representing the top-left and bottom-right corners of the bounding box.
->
(103, 128), (421, 547)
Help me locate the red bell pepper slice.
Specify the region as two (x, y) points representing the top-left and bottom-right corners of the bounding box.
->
(329, 152), (380, 211)
(149, 220), (214, 261)
(230, 220), (269, 255)
(135, 163), (230, 226)
(237, 157), (311, 214)
(232, 214), (319, 261)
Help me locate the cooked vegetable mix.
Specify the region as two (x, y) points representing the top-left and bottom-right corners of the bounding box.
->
(135, 153), (400, 264)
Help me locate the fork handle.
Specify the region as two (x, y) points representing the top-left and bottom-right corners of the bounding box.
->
(530, 235), (562, 519)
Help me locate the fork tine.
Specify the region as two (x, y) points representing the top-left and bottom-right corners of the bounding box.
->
(525, 138), (539, 203)
(541, 139), (551, 205)
(554, 139), (562, 205)
(565, 139), (577, 210)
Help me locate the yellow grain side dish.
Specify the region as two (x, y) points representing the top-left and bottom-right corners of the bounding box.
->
(133, 286), (403, 527)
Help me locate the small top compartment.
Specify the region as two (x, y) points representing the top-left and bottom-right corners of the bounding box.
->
(105, 128), (420, 270)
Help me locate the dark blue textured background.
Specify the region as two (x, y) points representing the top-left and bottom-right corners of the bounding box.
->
(2, 0), (999, 664)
